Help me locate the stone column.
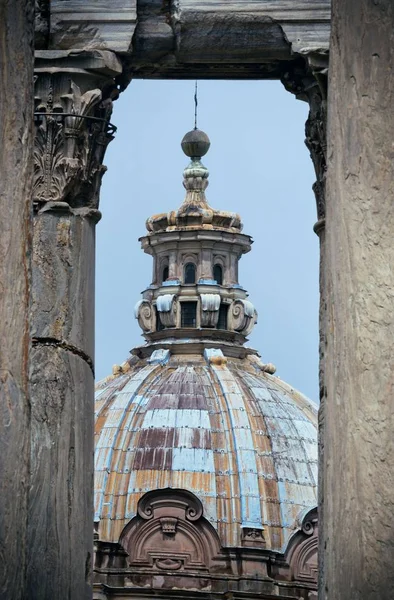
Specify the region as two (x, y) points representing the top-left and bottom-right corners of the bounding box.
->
(322, 2), (394, 598)
(28, 51), (121, 599)
(0, 2), (34, 598)
(302, 57), (328, 598)
(282, 56), (328, 594)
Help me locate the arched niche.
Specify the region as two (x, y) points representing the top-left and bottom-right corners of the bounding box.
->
(213, 263), (223, 285)
(184, 262), (196, 284)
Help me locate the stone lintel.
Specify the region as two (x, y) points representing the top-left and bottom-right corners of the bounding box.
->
(38, 1), (330, 83)
(35, 49), (123, 77)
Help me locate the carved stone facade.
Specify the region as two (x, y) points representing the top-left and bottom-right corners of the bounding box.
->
(94, 489), (318, 599)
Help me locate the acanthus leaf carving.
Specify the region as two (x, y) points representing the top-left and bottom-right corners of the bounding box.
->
(281, 55), (328, 229)
(33, 75), (117, 210)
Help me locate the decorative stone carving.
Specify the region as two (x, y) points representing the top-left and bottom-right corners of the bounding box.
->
(119, 489), (222, 589)
(137, 488), (204, 523)
(242, 527), (266, 547)
(134, 299), (156, 332)
(160, 517), (178, 535)
(286, 507), (318, 587)
(230, 299), (257, 336)
(281, 54), (328, 231)
(156, 294), (177, 328)
(33, 72), (117, 210)
(305, 87), (327, 228)
(200, 293), (220, 327)
(155, 557), (183, 571)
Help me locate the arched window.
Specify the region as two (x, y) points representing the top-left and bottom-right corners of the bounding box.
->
(184, 263), (196, 284)
(213, 264), (223, 285)
(162, 265), (169, 282)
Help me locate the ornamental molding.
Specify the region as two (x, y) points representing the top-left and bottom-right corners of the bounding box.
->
(137, 488), (204, 523)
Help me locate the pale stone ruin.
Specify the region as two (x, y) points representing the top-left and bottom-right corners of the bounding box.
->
(0, 1), (393, 599)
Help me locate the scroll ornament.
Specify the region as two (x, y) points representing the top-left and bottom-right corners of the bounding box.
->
(200, 293), (220, 327)
(156, 294), (177, 328)
(134, 300), (155, 332)
(231, 299), (257, 336)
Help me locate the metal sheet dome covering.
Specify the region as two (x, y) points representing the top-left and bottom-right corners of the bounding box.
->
(94, 350), (318, 553)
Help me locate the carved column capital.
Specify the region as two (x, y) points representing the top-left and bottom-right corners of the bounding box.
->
(33, 51), (122, 212)
(281, 53), (328, 234)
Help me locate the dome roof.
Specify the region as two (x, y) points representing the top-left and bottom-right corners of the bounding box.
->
(94, 349), (317, 553)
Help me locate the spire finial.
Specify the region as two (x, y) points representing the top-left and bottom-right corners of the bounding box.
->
(180, 128), (211, 209)
(180, 86), (211, 208)
(194, 81), (198, 130)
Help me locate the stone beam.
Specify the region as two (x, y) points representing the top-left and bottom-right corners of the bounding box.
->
(37, 1), (330, 81)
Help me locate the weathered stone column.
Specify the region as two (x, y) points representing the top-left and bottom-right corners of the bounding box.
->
(28, 51), (121, 599)
(322, 1), (394, 598)
(282, 56), (328, 595)
(0, 2), (34, 598)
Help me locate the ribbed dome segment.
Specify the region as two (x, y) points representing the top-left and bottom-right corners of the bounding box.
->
(94, 351), (317, 553)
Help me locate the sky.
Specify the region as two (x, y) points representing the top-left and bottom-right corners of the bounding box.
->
(96, 79), (319, 402)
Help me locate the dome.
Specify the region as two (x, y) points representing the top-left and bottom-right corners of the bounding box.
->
(94, 349), (317, 552)
(94, 128), (318, 598)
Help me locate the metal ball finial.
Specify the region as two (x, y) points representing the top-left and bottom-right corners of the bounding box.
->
(181, 129), (211, 159)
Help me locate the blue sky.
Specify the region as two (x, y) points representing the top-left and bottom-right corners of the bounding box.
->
(96, 80), (319, 402)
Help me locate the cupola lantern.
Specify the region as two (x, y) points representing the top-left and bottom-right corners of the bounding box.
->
(135, 129), (258, 358)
